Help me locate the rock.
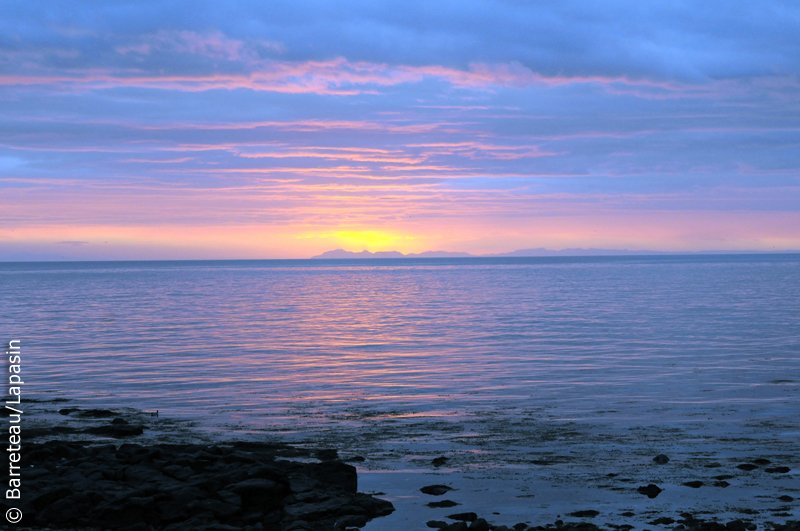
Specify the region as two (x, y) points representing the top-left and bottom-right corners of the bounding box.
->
(727, 520), (748, 531)
(77, 408), (118, 418)
(704, 462), (723, 468)
(112, 417), (129, 425)
(745, 525), (757, 531)
(428, 500), (460, 508)
(345, 455), (366, 462)
(653, 454), (670, 464)
(23, 437), (394, 531)
(713, 481), (730, 488)
(447, 512), (478, 522)
(569, 510), (599, 518)
(765, 466), (791, 473)
(421, 484), (455, 496)
(736, 463), (758, 471)
(637, 484), (663, 498)
(514, 524), (529, 530)
(432, 456), (449, 467)
(713, 475), (735, 480)
(649, 517), (676, 525)
(315, 460), (358, 492)
(336, 514), (369, 528)
(752, 458), (771, 465)
(683, 481), (704, 488)
(428, 521), (449, 529)
(444, 522), (469, 531)
(84, 424), (145, 437)
(315, 448), (338, 461)
(778, 495), (794, 502)
(469, 518), (491, 531)
(231, 478), (288, 514)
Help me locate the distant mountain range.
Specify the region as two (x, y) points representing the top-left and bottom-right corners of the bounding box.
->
(311, 248), (797, 259)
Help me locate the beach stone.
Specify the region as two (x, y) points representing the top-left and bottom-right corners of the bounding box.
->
(469, 518), (491, 531)
(713, 481), (730, 488)
(569, 510), (599, 518)
(433, 456), (449, 466)
(778, 495), (794, 502)
(448, 512), (478, 522)
(444, 522), (469, 531)
(753, 458), (771, 465)
(704, 462), (723, 468)
(513, 524), (529, 530)
(649, 517), (676, 525)
(112, 417), (129, 424)
(637, 484), (663, 498)
(336, 514), (370, 528)
(736, 463), (758, 471)
(428, 521), (449, 529)
(428, 499), (460, 508)
(421, 484), (455, 495)
(653, 454), (670, 464)
(746, 525), (757, 531)
(346, 455), (366, 462)
(683, 481), (704, 488)
(765, 466), (791, 473)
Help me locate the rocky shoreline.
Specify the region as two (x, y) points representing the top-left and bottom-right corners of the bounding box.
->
(6, 402), (799, 531)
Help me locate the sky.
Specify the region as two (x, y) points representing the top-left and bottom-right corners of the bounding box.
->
(1, 1), (799, 260)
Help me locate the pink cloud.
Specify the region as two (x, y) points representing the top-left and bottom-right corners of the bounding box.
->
(0, 57), (724, 98)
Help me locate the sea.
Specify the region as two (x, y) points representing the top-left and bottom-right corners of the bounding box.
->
(3, 254), (800, 527)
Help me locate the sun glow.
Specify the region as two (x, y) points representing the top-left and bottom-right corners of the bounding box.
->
(296, 229), (416, 253)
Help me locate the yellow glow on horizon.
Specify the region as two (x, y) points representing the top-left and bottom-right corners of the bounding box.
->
(296, 229), (416, 253)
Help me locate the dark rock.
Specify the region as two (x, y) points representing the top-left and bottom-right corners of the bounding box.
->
(78, 408), (119, 418)
(683, 481), (704, 488)
(315, 448), (338, 461)
(704, 462), (723, 468)
(432, 456), (449, 467)
(421, 484), (455, 496)
(448, 512), (478, 522)
(727, 520), (748, 531)
(84, 424), (145, 437)
(345, 455), (366, 462)
(649, 517), (676, 525)
(444, 522), (469, 531)
(713, 481), (730, 488)
(428, 500), (460, 508)
(59, 407), (80, 415)
(112, 417), (129, 425)
(637, 484), (663, 498)
(469, 518), (491, 531)
(315, 460), (358, 492)
(713, 475), (735, 480)
(765, 466), (791, 473)
(514, 524), (529, 530)
(621, 512), (635, 517)
(24, 437), (393, 531)
(653, 454), (670, 464)
(569, 510), (600, 518)
(336, 514), (369, 528)
(752, 459), (771, 465)
(428, 522), (449, 529)
(778, 495), (794, 502)
(746, 525), (757, 531)
(736, 464), (758, 471)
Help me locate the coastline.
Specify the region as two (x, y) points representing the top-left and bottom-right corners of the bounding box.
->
(12, 397), (799, 531)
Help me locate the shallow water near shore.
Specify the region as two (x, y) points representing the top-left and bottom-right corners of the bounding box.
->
(5, 255), (800, 528)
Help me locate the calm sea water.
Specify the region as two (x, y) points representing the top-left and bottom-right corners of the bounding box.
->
(3, 255), (800, 429)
